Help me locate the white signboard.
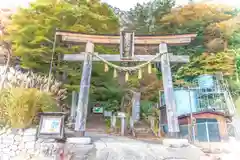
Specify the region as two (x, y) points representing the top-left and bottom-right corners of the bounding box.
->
(40, 117), (61, 134)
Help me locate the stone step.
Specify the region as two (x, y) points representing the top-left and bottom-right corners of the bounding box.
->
(135, 129), (158, 140)
(66, 137), (92, 145)
(134, 128), (152, 134)
(134, 127), (151, 131)
(85, 128), (106, 133)
(136, 132), (155, 137)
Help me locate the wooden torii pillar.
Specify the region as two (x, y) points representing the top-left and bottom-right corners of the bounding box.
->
(56, 30), (197, 136)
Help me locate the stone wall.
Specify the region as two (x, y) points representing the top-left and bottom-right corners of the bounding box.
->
(0, 128), (70, 160)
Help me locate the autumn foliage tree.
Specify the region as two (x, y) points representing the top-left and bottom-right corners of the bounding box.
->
(6, 1), (118, 73)
(6, 0), (119, 72)
(5, 0), (125, 103)
(124, 2), (239, 85)
(176, 51), (236, 79)
(157, 3), (239, 80)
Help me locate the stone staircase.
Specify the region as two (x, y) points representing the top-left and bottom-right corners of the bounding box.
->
(85, 114), (107, 133)
(133, 120), (158, 140)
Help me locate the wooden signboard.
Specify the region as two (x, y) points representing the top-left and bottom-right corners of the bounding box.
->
(37, 112), (65, 140)
(120, 31), (135, 59)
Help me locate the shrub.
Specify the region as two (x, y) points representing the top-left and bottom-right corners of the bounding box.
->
(0, 67), (68, 127)
(104, 100), (120, 113)
(0, 87), (58, 129)
(0, 67), (67, 110)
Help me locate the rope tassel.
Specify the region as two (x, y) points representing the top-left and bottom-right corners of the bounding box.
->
(138, 68), (142, 79)
(104, 63), (109, 72)
(113, 68), (117, 78)
(125, 72), (129, 81)
(148, 63), (152, 74)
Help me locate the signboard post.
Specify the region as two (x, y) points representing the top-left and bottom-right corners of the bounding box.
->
(117, 112), (126, 136)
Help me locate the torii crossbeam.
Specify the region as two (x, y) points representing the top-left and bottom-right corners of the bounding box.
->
(56, 30), (197, 137)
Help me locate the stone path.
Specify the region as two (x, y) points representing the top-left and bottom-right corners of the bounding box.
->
(69, 132), (205, 160)
(3, 129), (239, 160)
(86, 114), (107, 133)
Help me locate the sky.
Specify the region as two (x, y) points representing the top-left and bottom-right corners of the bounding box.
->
(0, 0), (240, 10)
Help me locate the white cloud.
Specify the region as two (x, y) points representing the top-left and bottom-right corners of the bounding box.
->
(0, 0), (33, 9)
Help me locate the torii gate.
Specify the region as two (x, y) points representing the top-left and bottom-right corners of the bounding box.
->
(56, 30), (197, 137)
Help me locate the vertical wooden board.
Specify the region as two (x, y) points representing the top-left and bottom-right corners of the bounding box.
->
(120, 31), (135, 59)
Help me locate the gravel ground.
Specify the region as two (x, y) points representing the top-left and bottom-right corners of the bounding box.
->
(22, 130), (240, 160)
(68, 132), (205, 160)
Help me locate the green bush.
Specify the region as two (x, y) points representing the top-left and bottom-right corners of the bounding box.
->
(0, 67), (67, 127)
(0, 87), (58, 128)
(140, 101), (154, 118)
(104, 100), (120, 113)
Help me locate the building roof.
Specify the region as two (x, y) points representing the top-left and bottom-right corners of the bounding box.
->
(178, 110), (228, 119)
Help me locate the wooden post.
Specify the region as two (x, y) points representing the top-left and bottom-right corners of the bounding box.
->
(111, 115), (116, 128)
(121, 117), (125, 136)
(70, 91), (77, 120)
(130, 116), (134, 130)
(132, 92), (141, 122)
(74, 41), (94, 136)
(205, 122), (210, 143)
(160, 43), (180, 137)
(158, 91), (162, 137)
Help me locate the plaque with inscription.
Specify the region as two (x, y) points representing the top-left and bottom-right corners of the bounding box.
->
(120, 31), (135, 59)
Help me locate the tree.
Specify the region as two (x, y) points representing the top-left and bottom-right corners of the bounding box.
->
(157, 3), (236, 57)
(3, 0), (129, 107)
(7, 0), (119, 71)
(6, 0), (121, 90)
(124, 2), (240, 99)
(205, 14), (240, 51)
(124, 0), (175, 34)
(155, 3), (239, 81)
(176, 51), (235, 80)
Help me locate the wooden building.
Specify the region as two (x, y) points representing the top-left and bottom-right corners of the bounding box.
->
(178, 111), (230, 142)
(160, 106), (230, 142)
